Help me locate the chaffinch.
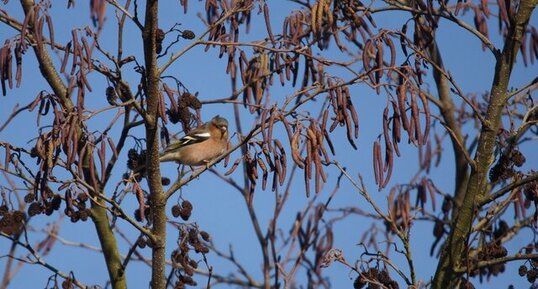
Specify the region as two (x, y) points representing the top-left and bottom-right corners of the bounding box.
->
(159, 116), (229, 166)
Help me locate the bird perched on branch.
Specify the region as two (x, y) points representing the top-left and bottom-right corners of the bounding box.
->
(159, 115), (229, 166)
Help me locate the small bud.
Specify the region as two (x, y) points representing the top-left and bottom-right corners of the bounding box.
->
(51, 195), (62, 210)
(106, 86), (117, 105)
(180, 207), (191, 221)
(128, 148), (138, 160)
(77, 193), (88, 203)
(62, 279), (74, 289)
(79, 209), (90, 221)
(70, 213), (79, 223)
(137, 237), (147, 248)
(171, 205), (181, 218)
(519, 265), (528, 277)
(189, 259), (198, 269)
(161, 177), (170, 186)
(182, 200), (193, 210)
(134, 209), (142, 222)
(199, 231), (211, 241)
(156, 29), (165, 42)
(181, 30), (195, 39)
(24, 193), (36, 203)
(28, 202), (42, 216)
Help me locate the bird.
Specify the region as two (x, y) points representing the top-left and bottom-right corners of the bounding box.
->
(159, 115), (229, 167)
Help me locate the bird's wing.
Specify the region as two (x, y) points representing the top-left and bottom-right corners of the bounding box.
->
(177, 131), (211, 146)
(163, 127), (211, 153)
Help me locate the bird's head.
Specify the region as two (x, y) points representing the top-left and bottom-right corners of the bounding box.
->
(211, 115), (228, 138)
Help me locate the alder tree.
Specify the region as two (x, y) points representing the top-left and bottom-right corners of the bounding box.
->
(0, 1), (537, 289)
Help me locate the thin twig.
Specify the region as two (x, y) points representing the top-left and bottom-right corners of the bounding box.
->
(0, 232), (89, 289)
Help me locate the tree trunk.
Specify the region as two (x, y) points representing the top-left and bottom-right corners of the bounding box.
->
(432, 1), (537, 288)
(142, 1), (167, 289)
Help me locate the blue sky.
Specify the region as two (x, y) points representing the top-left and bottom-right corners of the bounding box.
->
(1, 1), (537, 288)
